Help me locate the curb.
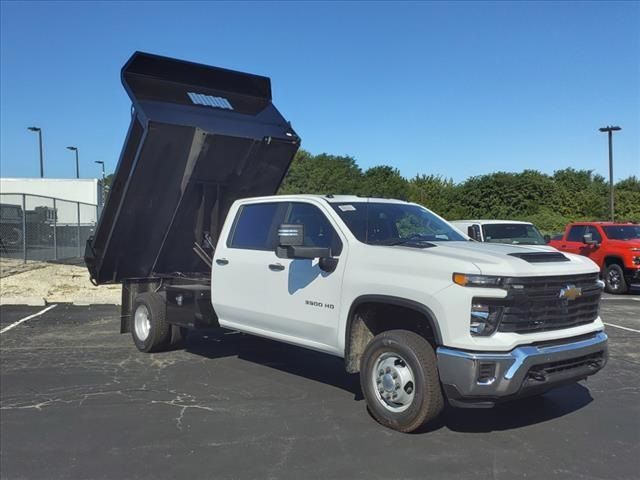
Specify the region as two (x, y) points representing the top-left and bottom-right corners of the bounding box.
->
(0, 297), (46, 306)
(0, 298), (120, 307)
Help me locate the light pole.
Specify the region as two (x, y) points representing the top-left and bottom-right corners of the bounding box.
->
(66, 146), (79, 178)
(95, 160), (105, 206)
(598, 126), (621, 222)
(27, 127), (44, 177)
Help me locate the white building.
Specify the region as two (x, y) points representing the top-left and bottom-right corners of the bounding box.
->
(0, 178), (102, 205)
(0, 177), (103, 224)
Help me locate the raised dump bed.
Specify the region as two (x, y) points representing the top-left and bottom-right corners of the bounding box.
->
(85, 52), (300, 286)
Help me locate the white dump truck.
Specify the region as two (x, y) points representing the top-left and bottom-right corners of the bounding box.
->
(86, 53), (608, 432)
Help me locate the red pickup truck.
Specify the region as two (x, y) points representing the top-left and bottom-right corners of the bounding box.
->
(549, 222), (640, 294)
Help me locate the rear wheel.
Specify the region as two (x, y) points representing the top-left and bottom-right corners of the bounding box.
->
(604, 263), (628, 294)
(131, 292), (171, 352)
(360, 329), (444, 432)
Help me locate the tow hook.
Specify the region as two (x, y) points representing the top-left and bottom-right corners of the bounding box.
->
(528, 371), (547, 382)
(588, 360), (602, 369)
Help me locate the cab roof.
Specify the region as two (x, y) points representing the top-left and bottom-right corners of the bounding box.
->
(451, 219), (534, 225)
(234, 194), (412, 206)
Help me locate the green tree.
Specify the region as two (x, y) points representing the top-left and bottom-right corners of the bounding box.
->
(276, 147), (639, 229)
(615, 176), (640, 222)
(552, 168), (608, 219)
(407, 174), (457, 217)
(358, 165), (408, 199)
(455, 170), (557, 219)
(278, 150), (362, 194)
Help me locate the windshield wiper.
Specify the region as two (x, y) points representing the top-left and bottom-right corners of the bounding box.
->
(372, 234), (437, 248)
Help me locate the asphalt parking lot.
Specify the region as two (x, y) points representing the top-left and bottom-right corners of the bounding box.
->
(1, 295), (639, 480)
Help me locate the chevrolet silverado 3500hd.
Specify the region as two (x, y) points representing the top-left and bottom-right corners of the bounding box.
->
(86, 52), (608, 432)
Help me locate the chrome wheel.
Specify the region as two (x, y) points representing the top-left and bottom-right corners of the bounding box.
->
(371, 352), (416, 413)
(607, 267), (621, 290)
(134, 304), (151, 341)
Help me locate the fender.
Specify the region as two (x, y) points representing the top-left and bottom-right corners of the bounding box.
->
(344, 294), (444, 358)
(603, 255), (625, 268)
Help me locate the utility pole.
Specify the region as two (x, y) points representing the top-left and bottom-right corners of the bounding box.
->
(95, 160), (105, 207)
(67, 146), (80, 178)
(27, 127), (44, 177)
(598, 126), (621, 222)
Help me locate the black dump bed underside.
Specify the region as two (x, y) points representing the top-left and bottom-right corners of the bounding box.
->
(85, 52), (299, 285)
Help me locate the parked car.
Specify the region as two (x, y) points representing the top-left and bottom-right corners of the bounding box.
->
(549, 222), (640, 294)
(451, 220), (550, 246)
(85, 52), (608, 433)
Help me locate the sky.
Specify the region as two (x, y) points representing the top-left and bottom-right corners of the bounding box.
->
(1, 1), (639, 183)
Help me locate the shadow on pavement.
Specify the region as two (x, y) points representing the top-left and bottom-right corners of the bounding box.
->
(186, 327), (363, 400)
(416, 383), (593, 434)
(185, 327), (594, 433)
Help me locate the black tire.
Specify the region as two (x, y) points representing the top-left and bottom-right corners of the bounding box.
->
(604, 263), (629, 294)
(360, 329), (444, 433)
(131, 292), (171, 352)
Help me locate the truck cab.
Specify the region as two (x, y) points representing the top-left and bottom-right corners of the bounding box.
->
(549, 222), (640, 293)
(85, 53), (608, 433)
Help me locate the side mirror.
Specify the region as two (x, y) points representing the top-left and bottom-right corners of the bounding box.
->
(544, 234), (551, 244)
(467, 225), (482, 242)
(583, 233), (596, 245)
(276, 224), (335, 265)
(278, 224), (304, 247)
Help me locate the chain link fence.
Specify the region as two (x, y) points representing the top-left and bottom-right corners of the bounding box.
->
(0, 193), (98, 262)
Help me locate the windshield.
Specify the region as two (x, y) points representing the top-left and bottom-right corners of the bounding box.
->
(482, 223), (546, 245)
(602, 225), (640, 240)
(330, 202), (465, 246)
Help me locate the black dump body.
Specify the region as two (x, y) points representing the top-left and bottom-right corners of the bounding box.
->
(86, 52), (300, 285)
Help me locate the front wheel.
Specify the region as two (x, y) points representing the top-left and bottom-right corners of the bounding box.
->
(604, 263), (629, 294)
(360, 330), (444, 432)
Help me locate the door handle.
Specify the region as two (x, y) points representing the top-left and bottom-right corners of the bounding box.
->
(268, 263), (285, 271)
(216, 258), (229, 266)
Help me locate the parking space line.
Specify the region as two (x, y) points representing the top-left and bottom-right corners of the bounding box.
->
(604, 322), (640, 333)
(0, 305), (57, 334)
(601, 297), (640, 301)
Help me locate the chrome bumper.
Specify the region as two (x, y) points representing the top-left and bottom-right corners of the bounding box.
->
(437, 332), (608, 407)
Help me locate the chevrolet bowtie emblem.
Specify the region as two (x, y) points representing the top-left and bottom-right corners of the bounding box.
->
(559, 284), (582, 301)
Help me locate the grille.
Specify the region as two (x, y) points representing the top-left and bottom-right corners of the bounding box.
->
(496, 273), (601, 334)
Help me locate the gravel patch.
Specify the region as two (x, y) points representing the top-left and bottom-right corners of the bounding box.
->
(0, 258), (120, 305)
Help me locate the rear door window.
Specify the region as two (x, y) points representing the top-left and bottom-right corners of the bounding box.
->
(229, 203), (283, 250)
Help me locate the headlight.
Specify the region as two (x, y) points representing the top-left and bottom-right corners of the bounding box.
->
(453, 273), (503, 288)
(633, 256), (640, 266)
(470, 303), (502, 336)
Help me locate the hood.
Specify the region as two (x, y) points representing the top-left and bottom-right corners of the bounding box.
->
(419, 241), (599, 276)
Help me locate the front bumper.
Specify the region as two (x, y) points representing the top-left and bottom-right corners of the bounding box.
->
(624, 266), (640, 282)
(437, 331), (608, 408)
